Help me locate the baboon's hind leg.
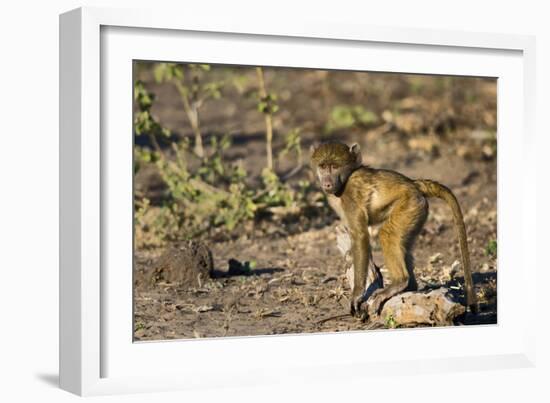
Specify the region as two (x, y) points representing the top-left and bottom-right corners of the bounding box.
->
(366, 198), (427, 318)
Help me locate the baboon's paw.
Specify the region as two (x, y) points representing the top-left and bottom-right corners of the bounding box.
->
(350, 294), (365, 318)
(366, 292), (385, 318)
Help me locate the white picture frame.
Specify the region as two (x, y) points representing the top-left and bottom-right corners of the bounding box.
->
(59, 6), (537, 396)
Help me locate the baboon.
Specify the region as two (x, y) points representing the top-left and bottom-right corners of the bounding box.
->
(310, 141), (477, 319)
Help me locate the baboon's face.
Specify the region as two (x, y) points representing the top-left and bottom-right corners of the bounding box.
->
(311, 142), (362, 196)
(316, 161), (346, 194)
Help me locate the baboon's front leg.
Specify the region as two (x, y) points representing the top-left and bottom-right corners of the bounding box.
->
(336, 225), (382, 296)
(348, 215), (370, 317)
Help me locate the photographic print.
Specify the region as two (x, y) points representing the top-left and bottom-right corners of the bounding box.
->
(133, 62), (497, 341)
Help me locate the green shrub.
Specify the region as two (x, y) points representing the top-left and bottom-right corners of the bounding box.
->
(133, 69), (328, 248)
(325, 105), (378, 133)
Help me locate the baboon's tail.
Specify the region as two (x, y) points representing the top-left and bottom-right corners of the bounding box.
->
(414, 179), (477, 312)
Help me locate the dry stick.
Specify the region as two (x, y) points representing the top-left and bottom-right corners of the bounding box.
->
(190, 73), (205, 158)
(175, 80), (205, 158)
(315, 313), (352, 325)
(281, 141), (304, 181)
(316, 313), (383, 328)
(281, 163), (304, 182)
(256, 67), (273, 171)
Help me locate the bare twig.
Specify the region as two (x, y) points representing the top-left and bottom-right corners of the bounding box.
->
(175, 79), (205, 158)
(315, 313), (352, 325)
(281, 163), (304, 181)
(256, 67), (274, 170)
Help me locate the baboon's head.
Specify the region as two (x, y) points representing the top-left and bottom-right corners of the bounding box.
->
(310, 142), (362, 195)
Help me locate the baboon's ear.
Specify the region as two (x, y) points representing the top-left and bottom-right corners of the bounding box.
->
(310, 142), (320, 155)
(349, 143), (362, 164)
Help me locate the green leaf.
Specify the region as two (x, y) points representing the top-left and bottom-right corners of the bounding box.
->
(153, 64), (166, 83)
(173, 65), (184, 80)
(330, 105), (355, 129)
(353, 106), (378, 125)
(326, 105), (378, 133)
(257, 101), (268, 113)
(385, 314), (398, 329)
(485, 240), (497, 257)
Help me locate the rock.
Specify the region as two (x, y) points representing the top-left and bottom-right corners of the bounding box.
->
(479, 263), (490, 272)
(378, 288), (465, 328)
(147, 241), (213, 288)
(481, 144), (496, 160)
(408, 137), (440, 156)
(429, 252), (443, 264)
(439, 260), (460, 283)
(456, 145), (474, 160)
(394, 113), (425, 134)
(381, 110), (394, 123)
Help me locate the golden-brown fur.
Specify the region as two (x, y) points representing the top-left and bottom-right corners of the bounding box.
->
(311, 141), (477, 319)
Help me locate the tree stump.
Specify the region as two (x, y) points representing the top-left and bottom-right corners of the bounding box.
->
(147, 241), (213, 289)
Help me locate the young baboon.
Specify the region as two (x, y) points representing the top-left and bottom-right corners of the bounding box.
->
(310, 141), (477, 319)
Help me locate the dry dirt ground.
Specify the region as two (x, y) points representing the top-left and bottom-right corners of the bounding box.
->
(133, 66), (497, 341)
